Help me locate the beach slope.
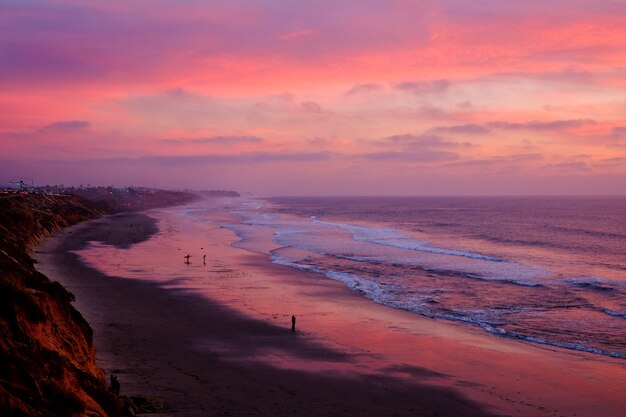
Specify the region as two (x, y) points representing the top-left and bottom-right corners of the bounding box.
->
(36, 206), (509, 417)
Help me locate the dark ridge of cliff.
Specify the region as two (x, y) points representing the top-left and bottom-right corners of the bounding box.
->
(0, 194), (118, 417)
(38, 186), (199, 213)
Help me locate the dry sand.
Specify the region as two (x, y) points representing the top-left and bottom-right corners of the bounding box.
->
(35, 205), (626, 417)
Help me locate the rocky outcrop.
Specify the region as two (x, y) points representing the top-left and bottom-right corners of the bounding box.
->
(0, 194), (117, 417)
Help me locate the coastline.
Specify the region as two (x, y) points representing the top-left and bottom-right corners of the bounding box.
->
(35, 203), (626, 417)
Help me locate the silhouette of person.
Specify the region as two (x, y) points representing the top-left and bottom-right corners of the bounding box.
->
(203, 254), (206, 264)
(291, 315), (296, 332)
(184, 254), (191, 264)
(110, 374), (120, 396)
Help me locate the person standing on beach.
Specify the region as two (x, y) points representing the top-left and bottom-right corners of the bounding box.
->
(291, 315), (296, 332)
(110, 374), (120, 396)
(203, 254), (206, 264)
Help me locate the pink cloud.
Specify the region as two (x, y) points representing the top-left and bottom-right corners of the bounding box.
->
(1, 0), (625, 194)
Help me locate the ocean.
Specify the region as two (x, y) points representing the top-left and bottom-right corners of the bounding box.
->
(185, 196), (626, 359)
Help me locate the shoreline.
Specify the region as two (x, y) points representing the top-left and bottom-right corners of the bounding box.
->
(35, 203), (626, 417)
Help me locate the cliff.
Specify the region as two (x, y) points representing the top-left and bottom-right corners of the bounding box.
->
(0, 190), (197, 416)
(0, 194), (115, 416)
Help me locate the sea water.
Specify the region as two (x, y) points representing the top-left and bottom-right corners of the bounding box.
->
(185, 196), (626, 359)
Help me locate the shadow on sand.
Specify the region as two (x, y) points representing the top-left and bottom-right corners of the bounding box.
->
(49, 212), (503, 417)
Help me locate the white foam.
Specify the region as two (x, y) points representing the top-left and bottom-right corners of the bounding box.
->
(316, 220), (507, 262)
(234, 211), (546, 286)
(603, 309), (626, 319)
(563, 276), (625, 291)
(271, 255), (401, 307)
(271, 254), (626, 360)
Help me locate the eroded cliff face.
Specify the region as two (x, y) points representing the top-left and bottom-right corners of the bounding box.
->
(0, 195), (116, 417)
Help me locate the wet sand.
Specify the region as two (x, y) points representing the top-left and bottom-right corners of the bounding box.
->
(35, 205), (626, 417)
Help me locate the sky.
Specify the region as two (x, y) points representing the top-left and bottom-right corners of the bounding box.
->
(1, 0), (626, 195)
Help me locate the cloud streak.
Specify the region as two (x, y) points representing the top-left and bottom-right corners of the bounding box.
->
(394, 80), (450, 95)
(430, 124), (490, 135)
(141, 151), (332, 165)
(358, 150), (458, 162)
(40, 120), (91, 131)
(163, 136), (264, 145)
(383, 134), (473, 150)
(345, 83), (384, 96)
(487, 119), (596, 131)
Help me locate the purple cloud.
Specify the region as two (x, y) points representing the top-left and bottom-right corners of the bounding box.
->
(395, 80), (450, 95)
(443, 153), (544, 173)
(596, 157), (626, 167)
(488, 119), (596, 131)
(141, 151), (331, 164)
(300, 101), (322, 113)
(610, 127), (626, 138)
(415, 105), (448, 119)
(444, 159), (496, 169)
(498, 153), (544, 162)
(1, 119), (91, 141)
(162, 87), (199, 99)
(358, 150), (458, 162)
(345, 83), (384, 96)
(163, 136), (264, 145)
(544, 162), (591, 171)
(456, 101), (474, 110)
(606, 128), (626, 148)
(385, 134), (473, 149)
(40, 120), (91, 131)
(430, 124), (490, 135)
(307, 137), (328, 146)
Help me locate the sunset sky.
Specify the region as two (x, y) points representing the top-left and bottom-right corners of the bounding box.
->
(1, 0), (625, 195)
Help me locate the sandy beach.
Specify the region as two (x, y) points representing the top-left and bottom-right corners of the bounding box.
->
(35, 203), (626, 417)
